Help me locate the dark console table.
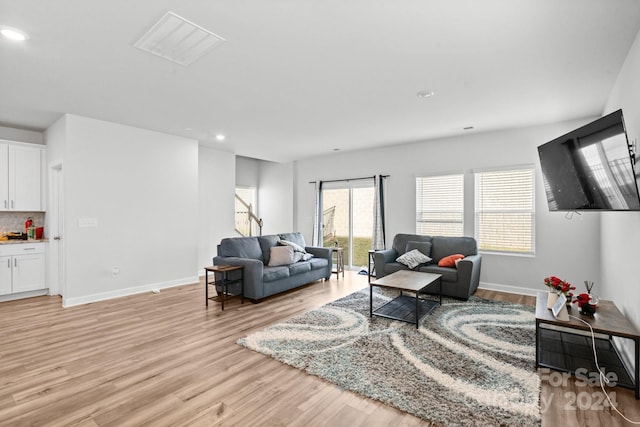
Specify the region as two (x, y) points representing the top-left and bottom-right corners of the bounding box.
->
(535, 291), (639, 399)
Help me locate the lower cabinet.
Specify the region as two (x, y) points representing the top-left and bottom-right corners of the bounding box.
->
(0, 243), (46, 296)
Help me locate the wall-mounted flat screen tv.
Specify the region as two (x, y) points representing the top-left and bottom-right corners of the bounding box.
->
(538, 109), (640, 211)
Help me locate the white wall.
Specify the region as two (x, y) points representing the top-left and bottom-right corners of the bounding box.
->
(602, 29), (640, 333)
(259, 160), (294, 234)
(236, 156), (260, 188)
(199, 146), (236, 267)
(294, 120), (602, 294)
(54, 114), (199, 306)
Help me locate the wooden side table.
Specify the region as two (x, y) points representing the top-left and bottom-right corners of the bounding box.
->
(535, 291), (639, 399)
(368, 250), (376, 283)
(205, 265), (244, 310)
(331, 247), (344, 279)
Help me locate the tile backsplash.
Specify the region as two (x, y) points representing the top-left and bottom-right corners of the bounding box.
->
(0, 212), (46, 234)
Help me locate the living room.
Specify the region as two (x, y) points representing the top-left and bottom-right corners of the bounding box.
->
(1, 1), (640, 425)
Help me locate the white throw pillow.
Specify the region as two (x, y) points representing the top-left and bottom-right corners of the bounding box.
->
(396, 249), (432, 269)
(278, 239), (306, 253)
(269, 246), (295, 266)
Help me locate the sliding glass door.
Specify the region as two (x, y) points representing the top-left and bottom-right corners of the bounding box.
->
(321, 182), (374, 269)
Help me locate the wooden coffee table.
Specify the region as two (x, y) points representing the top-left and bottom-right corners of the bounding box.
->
(369, 270), (442, 328)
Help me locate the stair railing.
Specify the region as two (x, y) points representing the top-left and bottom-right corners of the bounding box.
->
(235, 193), (263, 236)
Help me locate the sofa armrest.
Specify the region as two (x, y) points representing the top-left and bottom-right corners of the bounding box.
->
(373, 249), (398, 278)
(305, 246), (333, 277)
(213, 256), (264, 298)
(305, 246), (331, 259)
(456, 254), (482, 294)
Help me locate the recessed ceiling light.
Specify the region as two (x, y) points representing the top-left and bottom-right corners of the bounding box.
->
(0, 26), (29, 41)
(416, 90), (435, 99)
(215, 134), (226, 142)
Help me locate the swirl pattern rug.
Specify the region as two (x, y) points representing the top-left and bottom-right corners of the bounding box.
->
(238, 289), (540, 426)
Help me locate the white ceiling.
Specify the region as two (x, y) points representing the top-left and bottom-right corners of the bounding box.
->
(1, 0), (640, 163)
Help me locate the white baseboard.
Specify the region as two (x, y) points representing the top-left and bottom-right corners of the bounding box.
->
(477, 281), (540, 297)
(0, 289), (48, 302)
(62, 276), (199, 308)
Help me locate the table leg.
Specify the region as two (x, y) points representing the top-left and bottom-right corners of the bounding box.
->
(205, 268), (209, 306)
(635, 337), (639, 399)
(535, 319), (540, 368)
(369, 285), (373, 317)
(240, 268), (244, 304)
(221, 271), (226, 311)
(415, 292), (419, 329)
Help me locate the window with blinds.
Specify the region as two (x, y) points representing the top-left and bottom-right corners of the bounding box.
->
(416, 174), (464, 237)
(474, 167), (535, 254)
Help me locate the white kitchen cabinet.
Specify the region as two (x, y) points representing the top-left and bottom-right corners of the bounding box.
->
(0, 143), (8, 211)
(0, 140), (44, 212)
(0, 243), (46, 295)
(0, 256), (12, 295)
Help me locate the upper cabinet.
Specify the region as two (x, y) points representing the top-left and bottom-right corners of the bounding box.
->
(0, 140), (45, 212)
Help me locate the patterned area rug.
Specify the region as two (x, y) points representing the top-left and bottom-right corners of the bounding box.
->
(238, 289), (540, 426)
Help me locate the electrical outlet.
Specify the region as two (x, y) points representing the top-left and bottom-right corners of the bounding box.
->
(112, 267), (120, 277)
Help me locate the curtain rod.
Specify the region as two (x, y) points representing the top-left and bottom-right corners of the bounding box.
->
(308, 174), (389, 184)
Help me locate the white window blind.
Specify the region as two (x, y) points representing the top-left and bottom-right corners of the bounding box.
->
(474, 168), (535, 254)
(416, 174), (464, 237)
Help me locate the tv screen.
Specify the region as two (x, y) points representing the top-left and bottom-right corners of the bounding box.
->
(538, 109), (640, 211)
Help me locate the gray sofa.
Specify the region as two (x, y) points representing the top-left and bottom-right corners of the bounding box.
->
(373, 233), (482, 300)
(213, 232), (332, 302)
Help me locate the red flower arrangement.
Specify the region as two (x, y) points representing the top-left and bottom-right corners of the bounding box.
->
(574, 292), (597, 316)
(543, 276), (576, 298)
(574, 293), (591, 307)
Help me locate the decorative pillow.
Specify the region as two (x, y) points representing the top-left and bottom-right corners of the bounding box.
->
(278, 239), (314, 261)
(438, 254), (465, 268)
(406, 241), (432, 257)
(278, 239), (305, 253)
(268, 246), (295, 266)
(396, 249), (432, 269)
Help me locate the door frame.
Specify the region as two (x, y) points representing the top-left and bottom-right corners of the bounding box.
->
(47, 163), (65, 299)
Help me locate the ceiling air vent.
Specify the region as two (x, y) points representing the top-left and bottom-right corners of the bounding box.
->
(134, 11), (225, 66)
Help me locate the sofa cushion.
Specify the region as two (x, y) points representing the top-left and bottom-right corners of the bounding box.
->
(430, 236), (477, 263)
(289, 261), (312, 275)
(438, 254), (464, 267)
(263, 266), (290, 282)
(279, 232), (306, 249)
(396, 249), (432, 269)
(258, 235), (280, 265)
(406, 241), (432, 258)
(419, 265), (458, 282)
(268, 246), (295, 266)
(219, 237), (263, 260)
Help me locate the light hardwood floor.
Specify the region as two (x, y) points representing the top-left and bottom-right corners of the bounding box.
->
(0, 272), (638, 426)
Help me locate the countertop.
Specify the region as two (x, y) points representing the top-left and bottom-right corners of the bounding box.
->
(0, 239), (48, 245)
